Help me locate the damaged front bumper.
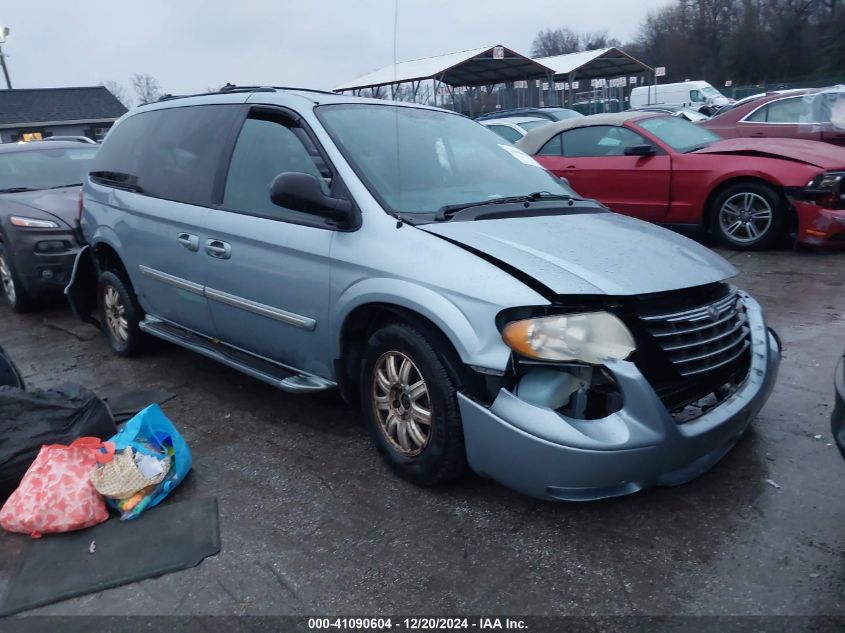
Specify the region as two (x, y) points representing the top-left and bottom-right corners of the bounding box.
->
(459, 297), (780, 501)
(792, 200), (845, 247)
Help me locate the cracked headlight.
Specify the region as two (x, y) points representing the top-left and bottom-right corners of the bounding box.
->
(502, 311), (636, 364)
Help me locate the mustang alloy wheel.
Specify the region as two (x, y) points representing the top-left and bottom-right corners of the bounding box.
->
(712, 182), (786, 250)
(371, 350), (433, 456)
(718, 192), (773, 245)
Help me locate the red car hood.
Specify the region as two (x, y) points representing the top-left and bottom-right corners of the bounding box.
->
(693, 138), (845, 169)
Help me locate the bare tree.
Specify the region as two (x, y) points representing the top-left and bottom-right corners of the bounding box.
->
(131, 73), (163, 105)
(101, 80), (132, 108)
(531, 28), (582, 57)
(580, 30), (621, 50)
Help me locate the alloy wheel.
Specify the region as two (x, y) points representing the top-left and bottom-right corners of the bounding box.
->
(718, 192), (773, 244)
(371, 350), (433, 456)
(103, 285), (129, 343)
(0, 254), (16, 306)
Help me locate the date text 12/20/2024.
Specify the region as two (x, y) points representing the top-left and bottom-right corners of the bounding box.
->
(307, 618), (528, 630)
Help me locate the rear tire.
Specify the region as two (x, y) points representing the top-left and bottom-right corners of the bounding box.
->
(359, 322), (468, 486)
(0, 243), (34, 313)
(711, 182), (786, 250)
(97, 270), (146, 357)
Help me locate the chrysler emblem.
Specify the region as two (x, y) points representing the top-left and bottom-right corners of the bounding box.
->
(707, 305), (720, 321)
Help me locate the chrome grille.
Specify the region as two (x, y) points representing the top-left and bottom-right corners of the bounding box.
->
(639, 289), (750, 377)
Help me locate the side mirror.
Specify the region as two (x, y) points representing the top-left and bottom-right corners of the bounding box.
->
(623, 144), (656, 157)
(270, 172), (353, 224)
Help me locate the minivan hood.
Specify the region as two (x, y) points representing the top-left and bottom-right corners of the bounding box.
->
(1, 187), (79, 226)
(693, 138), (845, 169)
(419, 213), (736, 296)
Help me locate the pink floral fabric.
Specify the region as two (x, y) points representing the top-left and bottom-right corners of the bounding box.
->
(0, 440), (109, 538)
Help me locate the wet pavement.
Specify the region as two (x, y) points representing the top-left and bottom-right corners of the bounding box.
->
(0, 248), (843, 617)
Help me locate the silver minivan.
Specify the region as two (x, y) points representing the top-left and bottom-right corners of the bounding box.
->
(68, 87), (780, 501)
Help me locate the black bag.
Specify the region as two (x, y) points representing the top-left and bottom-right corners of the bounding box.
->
(0, 383), (117, 495)
(0, 344), (23, 390)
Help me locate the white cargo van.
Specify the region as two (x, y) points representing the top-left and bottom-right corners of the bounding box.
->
(630, 81), (729, 110)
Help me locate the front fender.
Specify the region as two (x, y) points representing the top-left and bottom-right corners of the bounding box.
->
(331, 277), (513, 372)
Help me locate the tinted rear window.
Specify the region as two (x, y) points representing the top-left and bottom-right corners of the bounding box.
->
(91, 104), (241, 206)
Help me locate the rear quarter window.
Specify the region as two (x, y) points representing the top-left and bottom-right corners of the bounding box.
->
(91, 104), (242, 207)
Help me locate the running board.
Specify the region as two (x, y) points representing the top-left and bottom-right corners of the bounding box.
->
(139, 318), (335, 394)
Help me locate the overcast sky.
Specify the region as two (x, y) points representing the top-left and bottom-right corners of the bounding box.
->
(1, 0), (672, 98)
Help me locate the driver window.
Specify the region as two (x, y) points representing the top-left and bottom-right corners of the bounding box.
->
(537, 133), (563, 156)
(561, 126), (649, 157)
(223, 115), (331, 219)
(689, 89), (702, 102)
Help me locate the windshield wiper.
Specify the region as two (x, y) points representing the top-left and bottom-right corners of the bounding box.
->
(0, 187), (36, 193)
(46, 183), (83, 189)
(435, 192), (573, 221)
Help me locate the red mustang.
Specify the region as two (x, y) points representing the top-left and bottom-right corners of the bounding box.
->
(516, 112), (845, 249)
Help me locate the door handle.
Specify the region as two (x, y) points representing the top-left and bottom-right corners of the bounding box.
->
(205, 239), (231, 259)
(751, 132), (766, 137)
(176, 233), (199, 252)
(566, 165), (576, 169)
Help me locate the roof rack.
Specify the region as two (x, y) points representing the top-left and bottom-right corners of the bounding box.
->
(154, 84), (336, 104)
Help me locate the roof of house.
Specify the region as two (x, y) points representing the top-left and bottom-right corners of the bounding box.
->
(334, 45), (555, 91)
(0, 87), (128, 126)
(534, 47), (653, 80)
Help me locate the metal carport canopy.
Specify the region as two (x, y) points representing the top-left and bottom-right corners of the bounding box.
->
(334, 45), (555, 92)
(534, 47), (653, 80)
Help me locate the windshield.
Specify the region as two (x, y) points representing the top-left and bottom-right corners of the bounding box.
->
(0, 147), (98, 191)
(637, 116), (722, 152)
(519, 120), (553, 131)
(318, 104), (575, 215)
(700, 86), (721, 98)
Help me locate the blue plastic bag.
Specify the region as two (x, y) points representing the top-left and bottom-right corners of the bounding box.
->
(106, 404), (191, 520)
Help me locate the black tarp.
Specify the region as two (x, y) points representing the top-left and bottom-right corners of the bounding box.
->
(0, 383), (116, 495)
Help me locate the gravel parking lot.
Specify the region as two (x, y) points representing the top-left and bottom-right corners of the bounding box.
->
(0, 247), (843, 617)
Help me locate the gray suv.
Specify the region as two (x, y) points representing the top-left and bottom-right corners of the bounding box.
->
(67, 87), (781, 501)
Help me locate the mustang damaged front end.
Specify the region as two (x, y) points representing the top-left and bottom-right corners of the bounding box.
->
(787, 171), (845, 246)
(459, 283), (780, 501)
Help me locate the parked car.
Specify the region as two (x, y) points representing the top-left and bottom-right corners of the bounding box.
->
(0, 141), (97, 311)
(699, 88), (845, 146)
(572, 98), (622, 116)
(68, 89), (780, 501)
(480, 117), (552, 142)
(629, 105), (710, 122)
(630, 81), (730, 110)
(833, 350), (845, 459)
(475, 107), (582, 122)
(517, 112), (845, 249)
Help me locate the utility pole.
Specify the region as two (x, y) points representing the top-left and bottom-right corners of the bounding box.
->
(0, 27), (11, 89)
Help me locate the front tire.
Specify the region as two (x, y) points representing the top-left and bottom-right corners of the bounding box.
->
(97, 270), (146, 357)
(360, 322), (468, 486)
(711, 182), (786, 250)
(0, 243), (34, 313)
